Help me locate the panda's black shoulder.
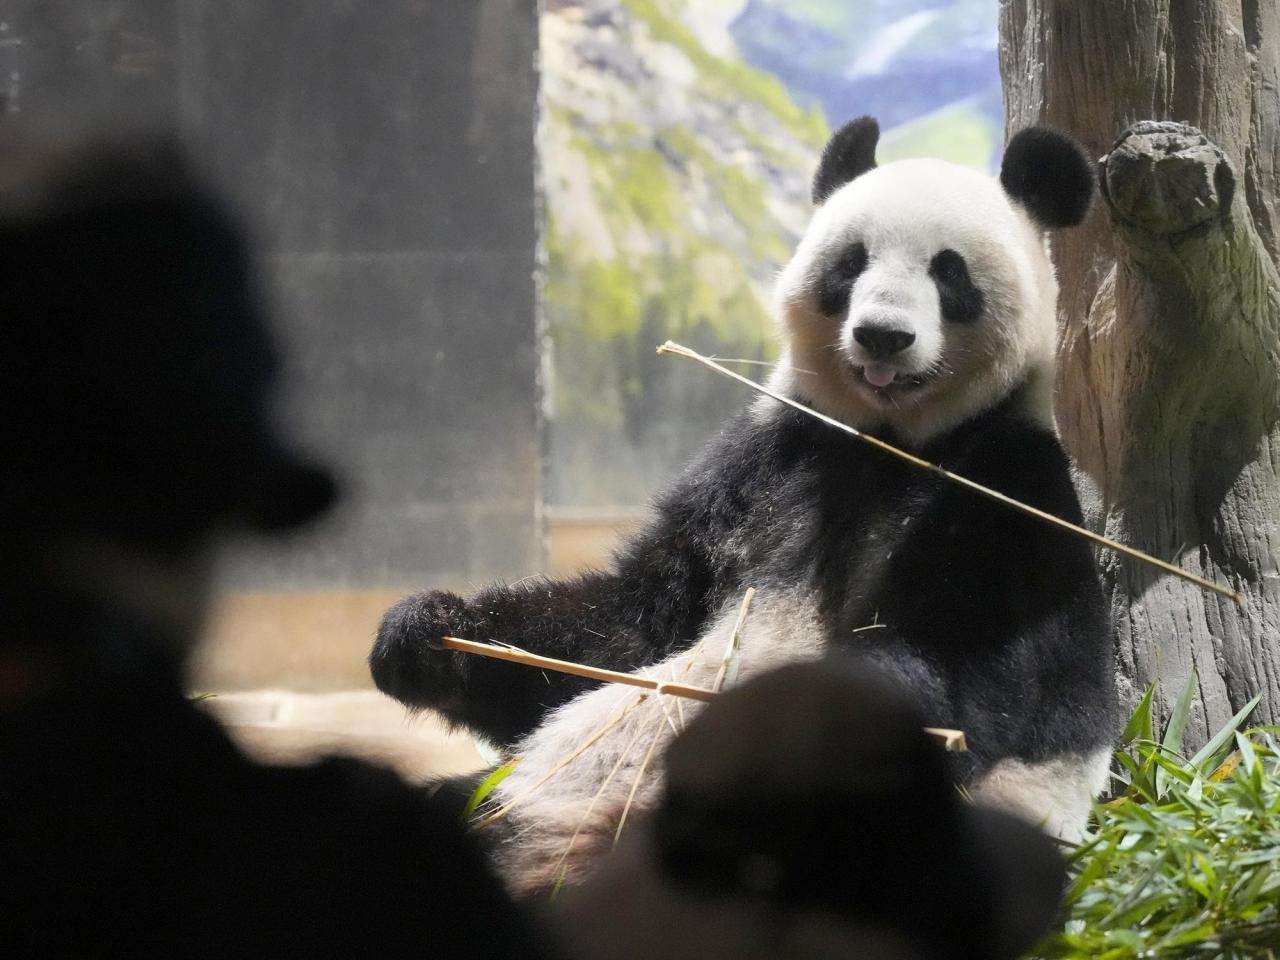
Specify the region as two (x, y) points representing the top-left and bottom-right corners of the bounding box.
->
(631, 403), (824, 566)
(662, 404), (819, 504)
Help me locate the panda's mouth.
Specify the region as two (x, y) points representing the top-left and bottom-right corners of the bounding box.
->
(855, 363), (934, 394)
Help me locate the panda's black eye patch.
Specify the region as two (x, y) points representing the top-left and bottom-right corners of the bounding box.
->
(928, 249), (984, 324)
(816, 241), (868, 316)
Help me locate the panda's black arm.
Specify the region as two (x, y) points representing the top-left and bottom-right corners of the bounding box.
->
(370, 409), (798, 746)
(369, 497), (731, 748)
(908, 427), (1114, 771)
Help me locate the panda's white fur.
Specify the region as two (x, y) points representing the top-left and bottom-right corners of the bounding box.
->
(768, 158), (1060, 445)
(372, 118), (1117, 897)
(974, 746), (1115, 841)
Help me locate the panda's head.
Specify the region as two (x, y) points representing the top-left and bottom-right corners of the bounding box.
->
(772, 116), (1095, 444)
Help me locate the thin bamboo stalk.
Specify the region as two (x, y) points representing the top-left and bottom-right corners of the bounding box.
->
(441, 636), (718, 702)
(440, 635), (967, 752)
(657, 341), (1244, 607)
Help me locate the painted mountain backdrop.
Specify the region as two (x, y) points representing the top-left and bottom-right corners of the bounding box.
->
(542, 0), (1000, 507)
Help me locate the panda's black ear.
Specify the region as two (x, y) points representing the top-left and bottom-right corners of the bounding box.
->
(812, 116), (879, 205)
(1000, 127), (1096, 228)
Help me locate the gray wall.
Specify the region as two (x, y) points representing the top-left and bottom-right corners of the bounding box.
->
(3, 0), (543, 590)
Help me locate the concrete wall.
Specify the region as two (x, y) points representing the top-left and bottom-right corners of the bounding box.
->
(4, 1), (543, 688)
(4, 0), (543, 591)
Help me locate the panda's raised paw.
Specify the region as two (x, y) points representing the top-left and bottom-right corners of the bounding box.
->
(369, 589), (472, 709)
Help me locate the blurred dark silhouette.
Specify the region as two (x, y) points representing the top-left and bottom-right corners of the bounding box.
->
(557, 658), (1067, 960)
(0, 128), (553, 959)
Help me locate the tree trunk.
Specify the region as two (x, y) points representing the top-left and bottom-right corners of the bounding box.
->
(999, 0), (1280, 744)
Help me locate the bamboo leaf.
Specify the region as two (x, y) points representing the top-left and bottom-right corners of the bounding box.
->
(1237, 730), (1259, 776)
(1187, 774), (1204, 803)
(1155, 923), (1217, 948)
(1156, 670), (1198, 797)
(1116, 751), (1156, 802)
(1234, 864), (1272, 910)
(1210, 751), (1244, 783)
(1189, 694), (1262, 773)
(460, 760), (520, 823)
(1121, 685), (1156, 746)
(1194, 852), (1218, 896)
(1162, 669), (1198, 757)
(1033, 684), (1280, 958)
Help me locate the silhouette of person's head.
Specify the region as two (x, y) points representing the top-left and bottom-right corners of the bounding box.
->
(0, 129), (334, 688)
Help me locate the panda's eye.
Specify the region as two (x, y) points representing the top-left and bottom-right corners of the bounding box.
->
(930, 249), (968, 284)
(832, 242), (868, 279)
(816, 242), (868, 316)
(929, 249), (984, 324)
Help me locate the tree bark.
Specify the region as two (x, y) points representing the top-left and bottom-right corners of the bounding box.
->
(999, 0), (1280, 744)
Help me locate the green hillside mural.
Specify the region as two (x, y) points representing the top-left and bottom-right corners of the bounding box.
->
(542, 0), (1001, 507)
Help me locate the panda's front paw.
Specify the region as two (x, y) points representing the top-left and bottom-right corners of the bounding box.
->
(370, 590), (472, 709)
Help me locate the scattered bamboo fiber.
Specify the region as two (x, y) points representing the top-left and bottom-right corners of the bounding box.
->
(440, 636), (967, 752)
(472, 693), (649, 828)
(657, 341), (1245, 608)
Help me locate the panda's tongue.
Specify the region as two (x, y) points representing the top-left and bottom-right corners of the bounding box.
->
(863, 363), (898, 388)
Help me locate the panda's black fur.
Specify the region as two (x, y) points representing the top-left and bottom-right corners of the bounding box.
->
(371, 116), (1118, 894)
(377, 389), (1111, 775)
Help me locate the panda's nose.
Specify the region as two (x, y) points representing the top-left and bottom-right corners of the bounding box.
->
(853, 326), (916, 359)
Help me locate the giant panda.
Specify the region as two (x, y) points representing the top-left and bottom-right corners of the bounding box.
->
(370, 116), (1118, 896)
